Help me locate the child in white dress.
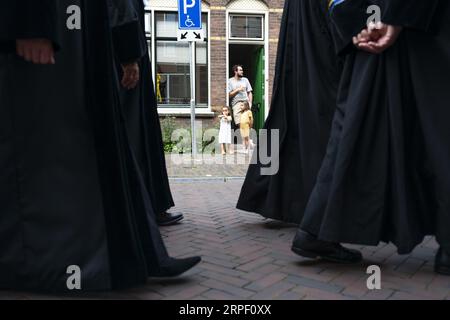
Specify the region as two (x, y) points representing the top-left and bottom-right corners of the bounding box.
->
(218, 107), (233, 155)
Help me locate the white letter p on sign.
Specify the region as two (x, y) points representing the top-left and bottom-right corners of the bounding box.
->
(184, 0), (196, 14)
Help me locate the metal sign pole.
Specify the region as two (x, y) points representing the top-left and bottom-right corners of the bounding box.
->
(189, 40), (197, 158)
(177, 0), (202, 159)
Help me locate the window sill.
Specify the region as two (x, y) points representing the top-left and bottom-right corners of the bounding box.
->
(157, 108), (215, 117)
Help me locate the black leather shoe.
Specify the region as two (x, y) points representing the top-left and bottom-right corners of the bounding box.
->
(291, 229), (363, 264)
(152, 256), (201, 278)
(157, 212), (184, 226)
(435, 248), (450, 276)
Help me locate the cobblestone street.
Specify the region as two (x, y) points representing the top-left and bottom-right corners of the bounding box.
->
(2, 167), (450, 300)
(164, 153), (253, 178)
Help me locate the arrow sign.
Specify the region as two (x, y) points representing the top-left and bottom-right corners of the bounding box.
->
(177, 29), (205, 42)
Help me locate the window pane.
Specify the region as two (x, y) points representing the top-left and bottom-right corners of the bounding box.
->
(247, 17), (262, 39)
(196, 42), (208, 106)
(154, 12), (209, 108)
(156, 41), (190, 106)
(230, 15), (263, 39)
(145, 11), (151, 38)
(202, 13), (208, 36)
(230, 16), (247, 38)
(156, 12), (178, 38)
(145, 11), (151, 57)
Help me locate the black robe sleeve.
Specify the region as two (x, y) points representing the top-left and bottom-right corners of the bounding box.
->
(328, 0), (369, 55)
(0, 0), (60, 53)
(0, 2), (15, 51)
(107, 0), (146, 64)
(376, 0), (440, 32)
(328, 0), (441, 55)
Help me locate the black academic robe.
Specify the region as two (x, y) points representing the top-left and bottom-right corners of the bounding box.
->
(236, 0), (342, 224)
(399, 0), (450, 250)
(109, 0), (175, 216)
(0, 0), (171, 292)
(300, 0), (446, 254)
(0, 0), (60, 53)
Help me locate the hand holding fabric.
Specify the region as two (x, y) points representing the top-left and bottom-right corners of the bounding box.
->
(16, 39), (55, 65)
(353, 22), (403, 54)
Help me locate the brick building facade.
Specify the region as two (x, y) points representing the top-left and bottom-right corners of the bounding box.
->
(144, 0), (285, 129)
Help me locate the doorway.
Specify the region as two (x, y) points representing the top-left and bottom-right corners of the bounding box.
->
(229, 44), (266, 131)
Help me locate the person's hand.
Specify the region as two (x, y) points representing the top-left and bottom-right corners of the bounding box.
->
(16, 39), (55, 65)
(353, 28), (375, 47)
(353, 22), (384, 46)
(240, 85), (246, 92)
(121, 62), (140, 90)
(354, 22), (403, 54)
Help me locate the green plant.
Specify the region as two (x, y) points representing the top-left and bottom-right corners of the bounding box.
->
(159, 117), (222, 154)
(160, 116), (177, 153)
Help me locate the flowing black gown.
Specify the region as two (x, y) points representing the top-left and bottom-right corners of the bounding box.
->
(237, 0), (342, 224)
(399, 0), (450, 251)
(300, 0), (449, 254)
(0, 0), (173, 292)
(109, 0), (175, 216)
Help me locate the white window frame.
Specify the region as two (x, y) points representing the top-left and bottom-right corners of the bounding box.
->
(229, 14), (265, 41)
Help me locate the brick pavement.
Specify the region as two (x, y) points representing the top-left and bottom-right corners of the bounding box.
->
(164, 151), (254, 178)
(2, 178), (450, 300)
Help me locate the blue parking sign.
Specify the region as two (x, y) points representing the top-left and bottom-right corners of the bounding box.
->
(178, 0), (202, 30)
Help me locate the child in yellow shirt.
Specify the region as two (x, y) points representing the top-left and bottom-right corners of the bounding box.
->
(239, 102), (253, 154)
